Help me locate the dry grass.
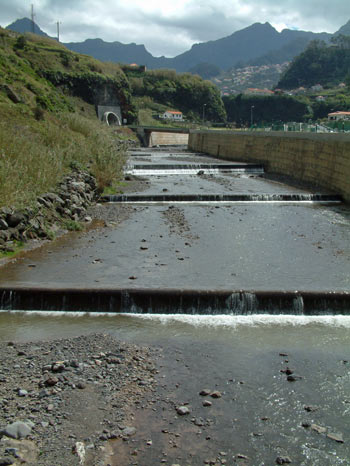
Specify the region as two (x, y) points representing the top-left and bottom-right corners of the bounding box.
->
(0, 106), (126, 208)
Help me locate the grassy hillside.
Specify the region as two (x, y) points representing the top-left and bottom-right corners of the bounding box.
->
(0, 28), (135, 209)
(277, 38), (350, 89)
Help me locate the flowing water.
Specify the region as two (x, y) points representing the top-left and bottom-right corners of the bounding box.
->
(0, 145), (349, 463)
(1, 312), (350, 464)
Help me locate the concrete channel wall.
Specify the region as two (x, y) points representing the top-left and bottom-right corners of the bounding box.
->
(188, 130), (350, 202)
(149, 131), (189, 146)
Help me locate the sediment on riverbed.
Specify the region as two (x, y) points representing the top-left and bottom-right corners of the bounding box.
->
(0, 333), (160, 466)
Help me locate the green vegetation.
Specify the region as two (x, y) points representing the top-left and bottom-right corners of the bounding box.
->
(64, 220), (83, 232)
(0, 28), (130, 209)
(130, 69), (226, 123)
(223, 94), (309, 125)
(278, 37), (350, 89)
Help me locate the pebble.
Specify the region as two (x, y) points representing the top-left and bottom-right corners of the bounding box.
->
(203, 400), (212, 407)
(122, 426), (136, 437)
(311, 424), (327, 434)
(210, 391), (222, 399)
(327, 432), (344, 443)
(2, 421), (32, 439)
(304, 405), (318, 412)
(176, 406), (190, 415)
(276, 456), (292, 464)
(199, 389), (211, 396)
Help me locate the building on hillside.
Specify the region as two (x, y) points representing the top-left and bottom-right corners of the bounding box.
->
(316, 95), (326, 102)
(293, 87), (306, 95)
(328, 111), (350, 121)
(311, 84), (323, 92)
(161, 110), (183, 120)
(244, 88), (275, 96)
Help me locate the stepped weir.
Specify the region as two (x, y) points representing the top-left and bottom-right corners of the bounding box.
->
(0, 143), (349, 316)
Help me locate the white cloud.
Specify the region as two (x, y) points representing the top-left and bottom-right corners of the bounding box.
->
(1, 0), (349, 56)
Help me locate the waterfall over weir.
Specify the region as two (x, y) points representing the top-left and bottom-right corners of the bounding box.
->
(1, 288), (349, 315)
(102, 193), (343, 204)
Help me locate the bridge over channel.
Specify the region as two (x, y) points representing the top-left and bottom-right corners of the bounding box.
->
(131, 125), (190, 147)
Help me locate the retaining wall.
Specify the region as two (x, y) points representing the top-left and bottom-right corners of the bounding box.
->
(149, 132), (189, 147)
(189, 130), (350, 202)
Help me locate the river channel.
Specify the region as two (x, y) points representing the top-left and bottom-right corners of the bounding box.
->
(0, 145), (350, 464)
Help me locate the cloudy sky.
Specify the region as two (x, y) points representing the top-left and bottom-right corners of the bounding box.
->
(1, 0), (350, 57)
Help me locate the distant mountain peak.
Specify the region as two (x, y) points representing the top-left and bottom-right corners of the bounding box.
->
(335, 19), (350, 36)
(6, 17), (49, 37)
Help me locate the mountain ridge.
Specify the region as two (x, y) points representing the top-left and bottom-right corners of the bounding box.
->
(5, 17), (347, 72)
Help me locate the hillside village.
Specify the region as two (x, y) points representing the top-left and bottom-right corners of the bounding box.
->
(213, 62), (290, 95)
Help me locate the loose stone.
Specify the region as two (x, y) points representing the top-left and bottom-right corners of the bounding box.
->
(176, 406), (190, 415)
(276, 457), (292, 464)
(311, 424), (327, 434)
(2, 420), (32, 439)
(327, 432), (344, 443)
(122, 427), (137, 437)
(199, 389), (211, 396)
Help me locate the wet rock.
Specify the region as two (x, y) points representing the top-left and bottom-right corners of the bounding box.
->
(122, 426), (136, 437)
(200, 389), (211, 396)
(304, 405), (318, 412)
(176, 406), (190, 415)
(2, 421), (33, 439)
(210, 391), (222, 398)
(276, 456), (292, 464)
(44, 376), (59, 387)
(52, 362), (66, 372)
(203, 400), (212, 407)
(286, 375), (301, 382)
(280, 367), (294, 375)
(311, 424), (327, 434)
(327, 432), (344, 443)
(236, 454), (249, 460)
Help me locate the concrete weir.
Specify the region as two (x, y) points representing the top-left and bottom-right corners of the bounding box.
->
(1, 288), (350, 315)
(0, 144), (349, 315)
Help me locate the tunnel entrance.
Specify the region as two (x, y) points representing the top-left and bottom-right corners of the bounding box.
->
(103, 111), (121, 126)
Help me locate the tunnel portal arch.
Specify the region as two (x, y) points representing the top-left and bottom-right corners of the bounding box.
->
(103, 111), (121, 126)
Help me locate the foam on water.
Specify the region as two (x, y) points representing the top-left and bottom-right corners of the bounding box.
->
(3, 310), (350, 328)
(128, 313), (350, 328)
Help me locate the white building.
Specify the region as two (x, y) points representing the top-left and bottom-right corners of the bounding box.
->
(328, 111), (350, 121)
(161, 110), (183, 120)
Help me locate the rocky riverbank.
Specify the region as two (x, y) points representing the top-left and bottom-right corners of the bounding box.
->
(0, 170), (98, 256)
(0, 333), (160, 466)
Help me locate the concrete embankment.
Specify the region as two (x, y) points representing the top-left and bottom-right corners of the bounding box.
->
(188, 130), (350, 202)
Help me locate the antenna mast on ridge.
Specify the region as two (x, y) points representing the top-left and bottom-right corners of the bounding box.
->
(57, 21), (61, 42)
(31, 4), (35, 33)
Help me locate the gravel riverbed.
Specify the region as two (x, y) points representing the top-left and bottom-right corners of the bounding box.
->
(0, 334), (160, 466)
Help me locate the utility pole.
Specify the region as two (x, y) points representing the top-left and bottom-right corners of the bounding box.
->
(31, 4), (35, 33)
(250, 105), (254, 128)
(57, 21), (61, 42)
